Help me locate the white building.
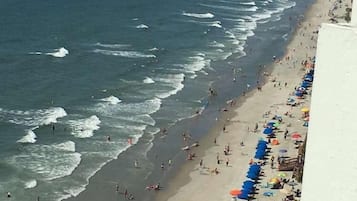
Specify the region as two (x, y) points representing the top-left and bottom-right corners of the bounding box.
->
(301, 1), (357, 201)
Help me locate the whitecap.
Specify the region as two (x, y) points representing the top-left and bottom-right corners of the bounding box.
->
(94, 42), (130, 49)
(93, 49), (156, 58)
(209, 41), (225, 48)
(154, 73), (185, 99)
(136, 24), (149, 29)
(68, 115), (101, 138)
(17, 129), (37, 144)
(183, 53), (210, 74)
(9, 141), (81, 181)
(24, 179), (37, 189)
(28, 51), (43, 55)
(240, 1), (256, 6)
(100, 95), (122, 105)
(182, 12), (214, 19)
(53, 140), (77, 152)
(46, 47), (69, 58)
(1, 107), (67, 127)
(148, 47), (159, 51)
(209, 21), (222, 28)
(143, 77), (155, 84)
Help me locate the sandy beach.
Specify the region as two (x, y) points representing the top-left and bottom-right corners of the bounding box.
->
(155, 1), (351, 201)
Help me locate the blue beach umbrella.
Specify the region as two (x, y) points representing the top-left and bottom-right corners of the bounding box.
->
(295, 91), (303, 97)
(247, 172), (259, 180)
(237, 193), (249, 200)
(301, 82), (310, 88)
(243, 180), (255, 186)
(263, 127), (273, 135)
(258, 140), (268, 145)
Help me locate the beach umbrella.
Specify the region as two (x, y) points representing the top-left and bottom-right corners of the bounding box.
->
(243, 180), (255, 186)
(301, 107), (309, 113)
(247, 172), (259, 180)
(242, 182), (255, 189)
(295, 91), (303, 97)
(263, 127), (273, 135)
(241, 187), (254, 194)
(268, 178), (280, 184)
(237, 193), (249, 200)
(257, 140), (268, 145)
(291, 133), (302, 140)
(230, 189), (242, 196)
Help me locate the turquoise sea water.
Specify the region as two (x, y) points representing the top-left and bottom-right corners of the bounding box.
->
(0, 0), (311, 200)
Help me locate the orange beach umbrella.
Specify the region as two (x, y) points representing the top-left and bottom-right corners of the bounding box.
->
(230, 189), (242, 196)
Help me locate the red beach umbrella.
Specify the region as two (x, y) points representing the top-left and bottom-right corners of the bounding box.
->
(230, 189), (242, 196)
(291, 133), (302, 140)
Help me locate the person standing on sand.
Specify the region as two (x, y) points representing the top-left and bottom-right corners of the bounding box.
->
(254, 123), (258, 132)
(168, 159), (172, 166)
(199, 159), (203, 167)
(134, 160), (139, 168)
(214, 138), (217, 145)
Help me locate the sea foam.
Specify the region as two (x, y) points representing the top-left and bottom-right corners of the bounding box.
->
(24, 179), (37, 189)
(100, 95), (122, 105)
(155, 73), (185, 99)
(46, 47), (69, 58)
(94, 42), (130, 48)
(143, 77), (155, 84)
(68, 115), (101, 138)
(136, 24), (149, 29)
(182, 12), (214, 19)
(2, 107), (67, 127)
(17, 129), (37, 144)
(10, 141), (81, 181)
(93, 49), (156, 58)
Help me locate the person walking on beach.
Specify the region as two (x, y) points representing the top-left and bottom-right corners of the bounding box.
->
(199, 159), (203, 168)
(226, 158), (229, 167)
(214, 137), (217, 145)
(168, 159), (172, 167)
(161, 162), (165, 170)
(134, 160), (139, 168)
(116, 184), (120, 192)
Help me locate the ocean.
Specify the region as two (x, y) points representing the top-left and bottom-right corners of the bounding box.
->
(0, 0), (312, 200)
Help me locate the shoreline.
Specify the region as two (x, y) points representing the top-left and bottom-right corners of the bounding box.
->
(155, 0), (351, 201)
(61, 1), (352, 201)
